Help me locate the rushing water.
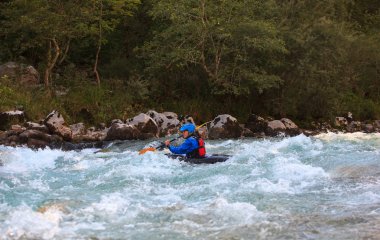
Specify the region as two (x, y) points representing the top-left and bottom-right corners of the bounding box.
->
(1, 133), (380, 239)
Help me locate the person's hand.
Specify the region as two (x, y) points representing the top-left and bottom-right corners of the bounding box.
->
(165, 140), (170, 146)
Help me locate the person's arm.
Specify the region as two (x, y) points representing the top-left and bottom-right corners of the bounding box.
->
(168, 139), (193, 154)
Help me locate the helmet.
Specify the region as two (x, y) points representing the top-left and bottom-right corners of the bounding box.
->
(180, 123), (195, 134)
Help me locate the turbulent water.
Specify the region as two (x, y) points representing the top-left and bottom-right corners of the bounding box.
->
(1, 133), (380, 239)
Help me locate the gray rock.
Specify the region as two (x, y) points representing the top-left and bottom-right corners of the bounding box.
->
(25, 121), (49, 133)
(126, 113), (159, 139)
(347, 121), (362, 133)
(105, 122), (139, 141)
(281, 118), (301, 136)
(208, 114), (243, 139)
(146, 110), (180, 137)
(245, 114), (268, 133)
(44, 110), (72, 141)
(266, 120), (286, 136)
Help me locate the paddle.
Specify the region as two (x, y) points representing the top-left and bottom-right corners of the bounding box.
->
(138, 135), (182, 155)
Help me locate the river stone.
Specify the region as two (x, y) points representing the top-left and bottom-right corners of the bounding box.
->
(281, 118), (300, 136)
(146, 110), (180, 137)
(25, 121), (49, 133)
(208, 114), (243, 139)
(105, 122), (139, 141)
(245, 114), (268, 133)
(44, 110), (72, 141)
(363, 124), (374, 133)
(266, 120), (286, 136)
(335, 117), (348, 127)
(19, 129), (62, 144)
(81, 128), (108, 142)
(346, 121), (362, 133)
(126, 113), (159, 139)
(0, 110), (25, 130)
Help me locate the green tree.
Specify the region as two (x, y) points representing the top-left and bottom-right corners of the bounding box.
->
(0, 0), (140, 88)
(140, 0), (286, 96)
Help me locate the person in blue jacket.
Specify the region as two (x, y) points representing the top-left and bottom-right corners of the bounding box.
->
(165, 123), (199, 157)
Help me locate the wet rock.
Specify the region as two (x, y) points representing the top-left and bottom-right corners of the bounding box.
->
(126, 113), (158, 139)
(162, 112), (178, 120)
(373, 120), (380, 131)
(208, 114), (243, 139)
(10, 124), (26, 133)
(104, 122), (139, 141)
(80, 128), (108, 142)
(19, 129), (62, 145)
(363, 124), (374, 133)
(27, 138), (49, 149)
(44, 110), (72, 141)
(242, 128), (255, 138)
(266, 120), (286, 137)
(111, 119), (124, 125)
(245, 114), (268, 133)
(70, 123), (87, 142)
(281, 118), (301, 136)
(347, 121), (362, 133)
(25, 121), (49, 133)
(0, 110), (25, 130)
(146, 110), (180, 137)
(335, 117), (348, 128)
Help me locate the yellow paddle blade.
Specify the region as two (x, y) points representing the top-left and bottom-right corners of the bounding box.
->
(139, 147), (157, 155)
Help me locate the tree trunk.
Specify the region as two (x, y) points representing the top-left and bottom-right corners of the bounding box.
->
(94, 1), (103, 87)
(44, 38), (61, 88)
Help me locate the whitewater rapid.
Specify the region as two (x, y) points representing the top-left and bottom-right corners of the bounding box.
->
(1, 133), (380, 239)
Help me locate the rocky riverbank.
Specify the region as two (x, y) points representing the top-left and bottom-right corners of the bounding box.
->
(1, 109), (380, 150)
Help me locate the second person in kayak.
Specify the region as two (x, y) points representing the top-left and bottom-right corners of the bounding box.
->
(165, 123), (206, 158)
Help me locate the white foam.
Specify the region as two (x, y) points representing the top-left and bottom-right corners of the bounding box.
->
(0, 146), (69, 173)
(0, 205), (63, 239)
(315, 132), (380, 142)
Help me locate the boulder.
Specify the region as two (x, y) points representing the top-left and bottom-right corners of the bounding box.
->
(10, 124), (26, 132)
(346, 121), (362, 133)
(208, 114), (243, 139)
(245, 114), (268, 133)
(104, 122), (139, 141)
(266, 120), (286, 136)
(363, 124), (374, 133)
(242, 128), (255, 138)
(19, 129), (62, 144)
(373, 120), (380, 131)
(25, 121), (49, 133)
(0, 110), (25, 130)
(126, 113), (159, 139)
(335, 117), (348, 128)
(44, 110), (72, 141)
(70, 123), (87, 142)
(146, 110), (180, 137)
(0, 62), (39, 85)
(81, 128), (108, 142)
(281, 118), (301, 136)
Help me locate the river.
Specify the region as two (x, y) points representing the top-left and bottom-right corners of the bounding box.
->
(1, 132), (380, 239)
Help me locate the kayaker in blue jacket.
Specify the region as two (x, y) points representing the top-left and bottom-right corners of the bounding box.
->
(165, 123), (200, 157)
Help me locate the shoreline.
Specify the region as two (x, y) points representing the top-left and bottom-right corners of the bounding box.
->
(1, 110), (379, 151)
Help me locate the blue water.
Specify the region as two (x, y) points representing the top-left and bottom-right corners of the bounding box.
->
(1, 133), (380, 239)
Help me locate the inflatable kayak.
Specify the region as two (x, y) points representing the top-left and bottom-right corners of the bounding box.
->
(166, 154), (230, 164)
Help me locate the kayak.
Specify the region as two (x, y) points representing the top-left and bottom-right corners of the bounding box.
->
(166, 154), (231, 164)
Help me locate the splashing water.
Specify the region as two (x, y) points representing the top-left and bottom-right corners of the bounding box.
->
(1, 133), (380, 239)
